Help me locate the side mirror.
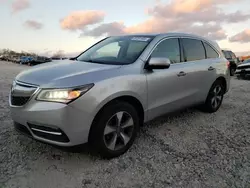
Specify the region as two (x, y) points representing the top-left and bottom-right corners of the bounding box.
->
(146, 57), (171, 69)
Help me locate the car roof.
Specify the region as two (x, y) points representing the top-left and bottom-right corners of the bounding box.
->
(113, 32), (220, 50)
(116, 32), (212, 40)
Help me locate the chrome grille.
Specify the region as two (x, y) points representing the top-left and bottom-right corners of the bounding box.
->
(10, 81), (39, 106)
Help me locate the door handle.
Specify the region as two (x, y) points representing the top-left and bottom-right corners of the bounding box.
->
(177, 71), (186, 77)
(208, 66), (215, 71)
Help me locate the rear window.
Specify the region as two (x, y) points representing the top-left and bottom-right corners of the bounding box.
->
(182, 38), (205, 61)
(204, 42), (219, 59)
(230, 51), (236, 59)
(222, 51), (232, 59)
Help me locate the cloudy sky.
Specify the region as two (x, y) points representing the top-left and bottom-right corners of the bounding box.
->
(0, 0), (250, 56)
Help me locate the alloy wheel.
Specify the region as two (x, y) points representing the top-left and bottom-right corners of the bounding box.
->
(211, 85), (223, 109)
(103, 111), (134, 151)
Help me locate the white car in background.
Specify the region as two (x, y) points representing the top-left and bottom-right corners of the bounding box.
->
(235, 59), (250, 79)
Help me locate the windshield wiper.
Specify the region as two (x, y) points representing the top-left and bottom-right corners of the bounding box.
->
(78, 58), (125, 65)
(78, 58), (105, 64)
(69, 57), (78, 61)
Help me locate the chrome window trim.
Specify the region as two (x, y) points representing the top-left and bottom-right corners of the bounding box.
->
(145, 35), (221, 66)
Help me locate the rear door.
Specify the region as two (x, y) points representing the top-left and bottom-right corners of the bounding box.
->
(202, 41), (221, 93)
(180, 38), (217, 103)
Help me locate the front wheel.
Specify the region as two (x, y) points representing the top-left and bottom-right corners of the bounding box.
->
(88, 101), (140, 159)
(201, 80), (225, 113)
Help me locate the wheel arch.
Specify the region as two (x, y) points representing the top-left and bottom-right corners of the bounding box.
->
(88, 95), (145, 142)
(215, 76), (227, 94)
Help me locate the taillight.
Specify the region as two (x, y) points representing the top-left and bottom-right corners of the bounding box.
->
(226, 61), (230, 68)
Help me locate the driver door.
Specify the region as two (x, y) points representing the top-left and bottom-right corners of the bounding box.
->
(146, 37), (196, 120)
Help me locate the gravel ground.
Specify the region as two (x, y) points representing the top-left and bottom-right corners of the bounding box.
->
(0, 61), (250, 188)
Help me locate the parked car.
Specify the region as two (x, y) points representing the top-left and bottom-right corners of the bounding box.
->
(12, 56), (21, 64)
(0, 55), (8, 61)
(28, 56), (50, 66)
(51, 57), (67, 60)
(9, 33), (230, 158)
(0, 55), (5, 61)
(222, 50), (239, 76)
(20, 56), (33, 65)
(45, 57), (52, 62)
(235, 59), (250, 79)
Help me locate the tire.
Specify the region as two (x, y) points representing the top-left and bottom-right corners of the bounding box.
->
(88, 101), (140, 159)
(230, 67), (235, 76)
(201, 80), (225, 113)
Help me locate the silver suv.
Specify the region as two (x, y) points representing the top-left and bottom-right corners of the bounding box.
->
(9, 33), (230, 158)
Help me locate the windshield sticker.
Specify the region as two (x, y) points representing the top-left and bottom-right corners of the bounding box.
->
(131, 37), (151, 42)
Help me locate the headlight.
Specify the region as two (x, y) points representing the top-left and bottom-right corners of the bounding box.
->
(36, 84), (94, 103)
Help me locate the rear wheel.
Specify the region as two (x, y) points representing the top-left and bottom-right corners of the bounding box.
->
(89, 101), (140, 159)
(230, 67), (236, 76)
(201, 80), (225, 113)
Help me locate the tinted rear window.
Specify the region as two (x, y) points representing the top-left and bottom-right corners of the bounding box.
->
(222, 51), (232, 59)
(230, 51), (236, 59)
(182, 38), (205, 61)
(204, 42), (219, 59)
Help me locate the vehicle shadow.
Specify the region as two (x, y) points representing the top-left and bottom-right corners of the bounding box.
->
(38, 140), (92, 156)
(49, 106), (200, 157)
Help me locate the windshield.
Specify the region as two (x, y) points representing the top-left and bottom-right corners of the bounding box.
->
(76, 36), (154, 65)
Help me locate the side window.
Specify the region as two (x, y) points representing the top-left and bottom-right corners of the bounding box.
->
(204, 42), (219, 59)
(151, 38), (180, 64)
(182, 38), (205, 61)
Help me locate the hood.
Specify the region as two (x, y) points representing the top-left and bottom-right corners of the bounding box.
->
(16, 60), (121, 88)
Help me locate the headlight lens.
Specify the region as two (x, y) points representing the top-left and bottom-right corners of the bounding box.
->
(36, 84), (94, 103)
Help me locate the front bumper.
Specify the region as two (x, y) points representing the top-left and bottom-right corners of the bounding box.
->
(10, 98), (94, 147)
